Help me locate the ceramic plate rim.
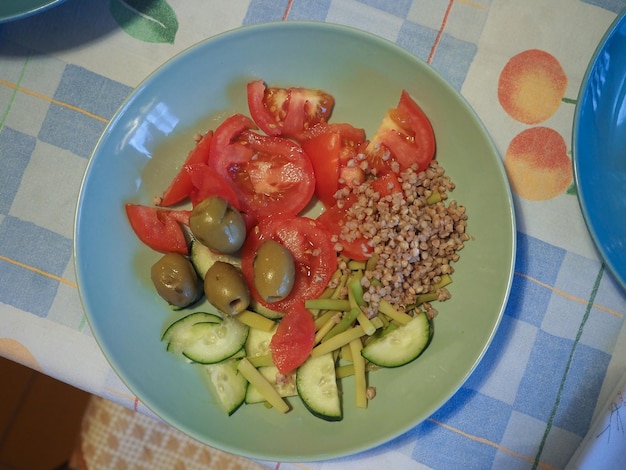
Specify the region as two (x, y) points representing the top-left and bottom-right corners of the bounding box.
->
(573, 10), (626, 292)
(74, 21), (516, 462)
(0, 0), (65, 23)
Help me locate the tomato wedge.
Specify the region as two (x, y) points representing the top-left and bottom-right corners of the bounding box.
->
(365, 90), (435, 173)
(301, 131), (341, 208)
(300, 122), (367, 208)
(208, 113), (257, 166)
(186, 163), (241, 210)
(247, 80), (335, 139)
(316, 195), (372, 261)
(158, 131), (213, 207)
(125, 204), (190, 254)
(209, 125), (315, 219)
(269, 302), (315, 374)
(370, 171), (403, 197)
(241, 216), (337, 312)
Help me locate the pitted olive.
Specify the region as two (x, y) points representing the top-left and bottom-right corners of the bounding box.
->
(253, 240), (296, 302)
(189, 196), (246, 254)
(151, 253), (201, 308)
(204, 261), (250, 315)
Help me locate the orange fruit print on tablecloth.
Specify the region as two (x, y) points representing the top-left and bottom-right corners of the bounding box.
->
(504, 127), (572, 201)
(498, 49), (568, 124)
(498, 49), (572, 200)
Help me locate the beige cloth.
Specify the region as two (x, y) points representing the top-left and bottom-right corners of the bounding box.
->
(69, 396), (265, 470)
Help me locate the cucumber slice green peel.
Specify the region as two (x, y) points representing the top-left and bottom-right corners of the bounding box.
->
(200, 358), (248, 416)
(162, 311), (249, 364)
(297, 353), (342, 421)
(361, 312), (432, 368)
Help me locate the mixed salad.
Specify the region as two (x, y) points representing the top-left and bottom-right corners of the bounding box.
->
(125, 80), (469, 421)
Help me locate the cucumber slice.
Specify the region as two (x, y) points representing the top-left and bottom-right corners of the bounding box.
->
(190, 240), (240, 279)
(163, 312), (249, 364)
(162, 311), (221, 346)
(249, 298), (285, 320)
(245, 365), (296, 404)
(361, 312), (432, 367)
(200, 358), (248, 415)
(297, 353), (342, 421)
(245, 326), (276, 358)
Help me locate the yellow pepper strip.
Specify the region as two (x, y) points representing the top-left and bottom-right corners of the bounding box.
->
(311, 325), (366, 357)
(247, 353), (275, 368)
(349, 338), (367, 408)
(236, 310), (276, 332)
(347, 260), (366, 271)
(306, 298), (351, 311)
(237, 358), (289, 413)
(377, 300), (413, 325)
(365, 255), (379, 272)
(318, 268), (343, 298)
(341, 343), (353, 362)
(322, 308), (360, 342)
(336, 361), (377, 379)
(335, 363), (355, 379)
(356, 311), (376, 336)
(314, 312), (341, 344)
(427, 191), (442, 204)
(314, 310), (337, 331)
(330, 272), (349, 299)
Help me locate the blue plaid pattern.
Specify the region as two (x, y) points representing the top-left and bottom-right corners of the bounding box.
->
(1, 1), (625, 469)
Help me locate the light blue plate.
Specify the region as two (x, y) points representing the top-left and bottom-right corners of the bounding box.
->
(0, 0), (64, 23)
(573, 11), (626, 291)
(74, 22), (515, 462)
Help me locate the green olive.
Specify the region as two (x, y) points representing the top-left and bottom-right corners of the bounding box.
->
(150, 253), (201, 308)
(204, 261), (250, 315)
(189, 196), (246, 254)
(253, 240), (296, 303)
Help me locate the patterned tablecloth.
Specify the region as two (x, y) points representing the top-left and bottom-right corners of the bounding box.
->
(1, 1), (626, 469)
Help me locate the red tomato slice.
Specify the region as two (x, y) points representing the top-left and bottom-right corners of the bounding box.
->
(365, 90), (435, 173)
(158, 131), (214, 207)
(299, 122), (366, 144)
(300, 122), (367, 208)
(209, 128), (315, 219)
(241, 216), (337, 313)
(125, 204), (190, 254)
(247, 80), (335, 139)
(269, 302), (315, 374)
(316, 196), (372, 261)
(187, 163), (241, 210)
(301, 132), (340, 208)
(208, 113), (257, 166)
(370, 172), (403, 197)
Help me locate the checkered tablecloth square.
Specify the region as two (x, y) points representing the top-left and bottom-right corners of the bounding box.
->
(1, 1), (626, 469)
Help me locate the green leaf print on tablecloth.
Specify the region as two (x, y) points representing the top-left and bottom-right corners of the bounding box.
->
(110, 0), (178, 44)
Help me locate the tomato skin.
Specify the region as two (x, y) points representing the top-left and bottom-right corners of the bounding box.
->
(299, 122), (367, 208)
(247, 80), (335, 140)
(241, 216), (337, 312)
(125, 204), (191, 254)
(366, 90), (435, 173)
(301, 132), (340, 208)
(209, 129), (315, 219)
(269, 302), (315, 374)
(186, 163), (241, 210)
(315, 197), (372, 261)
(370, 171), (403, 197)
(247, 80), (281, 136)
(397, 90), (436, 166)
(299, 122), (365, 144)
(209, 113), (257, 165)
(159, 131), (214, 207)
